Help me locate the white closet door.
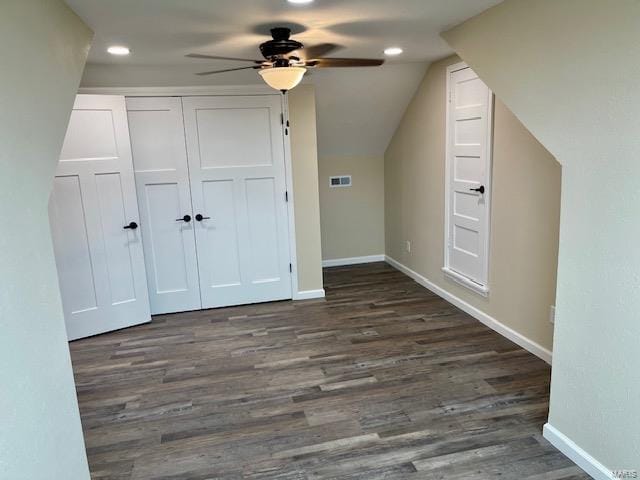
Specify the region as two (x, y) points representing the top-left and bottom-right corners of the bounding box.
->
(126, 97), (201, 314)
(49, 95), (150, 340)
(182, 95), (292, 308)
(445, 65), (493, 289)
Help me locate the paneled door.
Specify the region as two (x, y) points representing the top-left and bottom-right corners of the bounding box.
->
(444, 64), (493, 293)
(182, 95), (292, 308)
(126, 97), (201, 314)
(49, 95), (150, 340)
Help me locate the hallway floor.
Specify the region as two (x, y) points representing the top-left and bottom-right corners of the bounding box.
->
(70, 263), (586, 479)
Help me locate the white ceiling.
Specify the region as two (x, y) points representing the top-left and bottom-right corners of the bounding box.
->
(68, 0), (502, 156)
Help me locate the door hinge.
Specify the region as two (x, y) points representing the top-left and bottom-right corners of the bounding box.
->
(280, 113), (284, 125)
(289, 263), (292, 273)
(285, 191), (288, 202)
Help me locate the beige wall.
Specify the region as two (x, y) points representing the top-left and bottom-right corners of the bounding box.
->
(288, 85), (324, 293)
(318, 156), (385, 260)
(0, 0), (92, 478)
(443, 0), (640, 471)
(385, 55), (561, 353)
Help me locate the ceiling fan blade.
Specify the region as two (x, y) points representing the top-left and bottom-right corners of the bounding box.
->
(186, 53), (263, 64)
(306, 58), (385, 68)
(290, 43), (342, 61)
(196, 65), (263, 76)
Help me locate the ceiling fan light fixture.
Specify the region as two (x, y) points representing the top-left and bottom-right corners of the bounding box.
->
(259, 66), (306, 92)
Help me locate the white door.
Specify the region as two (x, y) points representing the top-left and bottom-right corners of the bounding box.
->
(444, 64), (493, 292)
(49, 95), (150, 340)
(126, 97), (202, 314)
(182, 95), (292, 308)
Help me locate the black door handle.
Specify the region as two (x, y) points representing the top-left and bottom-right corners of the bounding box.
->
(176, 215), (192, 223)
(469, 185), (485, 194)
(123, 221), (138, 230)
(195, 214), (211, 222)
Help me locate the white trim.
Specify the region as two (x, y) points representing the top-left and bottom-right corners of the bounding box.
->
(444, 61), (494, 295)
(281, 93), (300, 301)
(293, 289), (326, 300)
(442, 267), (489, 297)
(79, 85), (278, 97)
(79, 85), (301, 301)
(385, 255), (552, 364)
(543, 424), (613, 480)
(322, 255), (385, 268)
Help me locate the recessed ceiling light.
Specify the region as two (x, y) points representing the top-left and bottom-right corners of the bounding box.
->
(384, 47), (403, 56)
(107, 46), (130, 56)
(287, 0), (313, 4)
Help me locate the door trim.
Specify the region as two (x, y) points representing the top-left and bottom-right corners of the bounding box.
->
(444, 61), (494, 295)
(81, 86), (300, 300)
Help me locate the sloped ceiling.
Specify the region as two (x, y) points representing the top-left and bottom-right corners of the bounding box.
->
(68, 0), (502, 156)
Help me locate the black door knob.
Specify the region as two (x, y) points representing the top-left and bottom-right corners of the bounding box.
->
(176, 215), (192, 223)
(469, 185), (485, 194)
(123, 221), (138, 230)
(195, 214), (211, 222)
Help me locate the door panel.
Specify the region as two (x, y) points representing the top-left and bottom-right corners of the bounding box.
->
(143, 183), (191, 293)
(95, 172), (138, 304)
(50, 175), (98, 315)
(201, 179), (242, 288)
(50, 95), (150, 340)
(246, 177), (280, 282)
(195, 107), (273, 168)
(126, 97), (201, 314)
(60, 109), (119, 161)
(182, 95), (292, 308)
(446, 66), (492, 287)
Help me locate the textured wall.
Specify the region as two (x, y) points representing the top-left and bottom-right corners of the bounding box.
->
(443, 0), (640, 471)
(318, 156), (385, 261)
(288, 85), (324, 293)
(0, 1), (93, 478)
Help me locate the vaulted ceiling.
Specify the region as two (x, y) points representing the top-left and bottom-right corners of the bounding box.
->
(67, 0), (502, 156)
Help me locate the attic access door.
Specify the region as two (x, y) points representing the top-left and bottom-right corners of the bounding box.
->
(49, 95), (151, 340)
(182, 95), (292, 309)
(444, 63), (493, 295)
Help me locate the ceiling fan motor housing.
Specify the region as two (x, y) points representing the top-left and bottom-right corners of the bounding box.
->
(259, 27), (303, 59)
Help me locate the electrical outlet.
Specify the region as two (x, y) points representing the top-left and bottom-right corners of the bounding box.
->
(405, 240), (411, 253)
(549, 305), (556, 324)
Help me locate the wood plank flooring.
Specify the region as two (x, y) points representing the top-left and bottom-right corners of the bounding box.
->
(70, 262), (586, 480)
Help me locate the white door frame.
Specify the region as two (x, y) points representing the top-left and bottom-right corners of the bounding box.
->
(443, 62), (493, 296)
(79, 85), (301, 300)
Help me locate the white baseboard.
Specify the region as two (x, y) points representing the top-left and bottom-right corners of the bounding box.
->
(322, 254), (386, 268)
(543, 424), (613, 480)
(385, 255), (552, 364)
(293, 289), (326, 301)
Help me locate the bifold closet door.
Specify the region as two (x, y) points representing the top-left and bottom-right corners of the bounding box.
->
(182, 95), (292, 308)
(49, 95), (150, 340)
(126, 97), (202, 315)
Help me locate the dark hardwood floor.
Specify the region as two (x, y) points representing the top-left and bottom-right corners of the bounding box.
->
(70, 262), (586, 480)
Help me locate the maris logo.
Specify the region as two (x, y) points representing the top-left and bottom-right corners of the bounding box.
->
(613, 470), (638, 479)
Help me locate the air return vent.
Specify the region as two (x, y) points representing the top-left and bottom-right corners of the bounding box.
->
(329, 175), (352, 187)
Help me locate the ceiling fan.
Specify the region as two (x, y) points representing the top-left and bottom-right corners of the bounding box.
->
(186, 27), (385, 92)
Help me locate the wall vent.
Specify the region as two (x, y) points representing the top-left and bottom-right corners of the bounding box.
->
(329, 175), (352, 187)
